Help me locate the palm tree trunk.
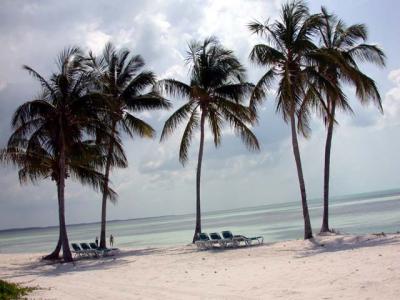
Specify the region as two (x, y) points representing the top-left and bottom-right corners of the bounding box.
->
(57, 113), (73, 262)
(321, 105), (335, 233)
(290, 111), (313, 239)
(100, 122), (116, 249)
(100, 143), (113, 248)
(192, 111), (206, 243)
(58, 141), (73, 262)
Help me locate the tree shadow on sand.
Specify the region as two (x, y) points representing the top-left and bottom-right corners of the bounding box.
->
(294, 234), (400, 259)
(1, 247), (169, 279)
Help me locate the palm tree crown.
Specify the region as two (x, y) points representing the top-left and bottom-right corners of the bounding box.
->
(160, 37), (259, 162)
(313, 7), (385, 119)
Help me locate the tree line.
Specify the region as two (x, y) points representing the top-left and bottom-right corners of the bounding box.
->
(0, 0), (385, 262)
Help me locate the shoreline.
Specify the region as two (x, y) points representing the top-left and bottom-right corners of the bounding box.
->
(1, 233), (399, 299)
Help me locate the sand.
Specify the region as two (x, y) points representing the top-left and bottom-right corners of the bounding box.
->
(1, 233), (399, 299)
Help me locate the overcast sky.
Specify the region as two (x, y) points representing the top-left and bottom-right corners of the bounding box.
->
(0, 0), (399, 230)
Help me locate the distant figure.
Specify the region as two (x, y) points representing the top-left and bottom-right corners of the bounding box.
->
(110, 234), (114, 247)
(95, 236), (99, 247)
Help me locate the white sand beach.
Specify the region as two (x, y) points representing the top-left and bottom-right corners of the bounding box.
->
(1, 233), (399, 300)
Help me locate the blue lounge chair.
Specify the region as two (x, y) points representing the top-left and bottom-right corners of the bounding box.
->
(195, 233), (212, 250)
(80, 243), (99, 257)
(71, 243), (87, 258)
(89, 243), (118, 256)
(209, 232), (234, 248)
(221, 231), (264, 246)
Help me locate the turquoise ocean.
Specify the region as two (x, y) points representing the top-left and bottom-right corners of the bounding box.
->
(0, 189), (399, 254)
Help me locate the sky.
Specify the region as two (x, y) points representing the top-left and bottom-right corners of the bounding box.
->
(0, 0), (399, 230)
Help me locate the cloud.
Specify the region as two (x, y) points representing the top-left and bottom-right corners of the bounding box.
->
(376, 68), (400, 128)
(0, 80), (6, 91)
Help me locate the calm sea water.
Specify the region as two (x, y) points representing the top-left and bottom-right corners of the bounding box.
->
(0, 189), (399, 254)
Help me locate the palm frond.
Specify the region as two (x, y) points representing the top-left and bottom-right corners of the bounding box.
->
(214, 83), (254, 104)
(125, 91), (172, 112)
(207, 106), (223, 148)
(160, 101), (198, 141)
(347, 44), (386, 67)
(179, 110), (199, 165)
(156, 79), (191, 99)
(219, 107), (260, 152)
(249, 68), (276, 117)
(122, 112), (155, 138)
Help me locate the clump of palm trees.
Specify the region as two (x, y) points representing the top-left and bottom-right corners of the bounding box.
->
(0, 46), (170, 262)
(0, 0), (385, 262)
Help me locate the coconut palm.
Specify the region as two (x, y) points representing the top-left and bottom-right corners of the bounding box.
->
(312, 7), (385, 232)
(158, 37), (259, 242)
(248, 0), (325, 239)
(0, 47), (115, 262)
(86, 43), (171, 248)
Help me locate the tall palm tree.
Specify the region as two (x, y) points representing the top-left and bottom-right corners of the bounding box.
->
(158, 37), (259, 242)
(248, 0), (325, 239)
(0, 48), (114, 262)
(312, 7), (385, 232)
(87, 43), (171, 249)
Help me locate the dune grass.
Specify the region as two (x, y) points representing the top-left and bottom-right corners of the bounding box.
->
(0, 279), (35, 300)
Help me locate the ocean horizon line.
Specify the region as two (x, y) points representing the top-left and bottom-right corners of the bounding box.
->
(1, 187), (399, 233)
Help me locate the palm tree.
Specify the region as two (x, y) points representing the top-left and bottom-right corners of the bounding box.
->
(158, 37), (259, 242)
(313, 7), (385, 232)
(86, 43), (171, 249)
(248, 0), (324, 239)
(0, 47), (114, 262)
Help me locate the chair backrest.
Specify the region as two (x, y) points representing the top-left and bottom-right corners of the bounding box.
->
(71, 243), (81, 251)
(209, 232), (222, 240)
(80, 243), (91, 250)
(221, 231), (234, 239)
(89, 243), (98, 249)
(199, 233), (210, 241)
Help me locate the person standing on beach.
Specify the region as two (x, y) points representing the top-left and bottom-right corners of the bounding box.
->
(95, 236), (99, 247)
(110, 234), (114, 247)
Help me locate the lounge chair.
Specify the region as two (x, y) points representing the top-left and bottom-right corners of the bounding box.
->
(89, 242), (99, 250)
(71, 243), (86, 258)
(221, 231), (264, 246)
(89, 243), (118, 256)
(209, 232), (234, 248)
(80, 243), (100, 257)
(195, 233), (212, 250)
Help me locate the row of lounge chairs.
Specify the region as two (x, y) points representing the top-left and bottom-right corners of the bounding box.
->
(71, 242), (119, 258)
(195, 231), (264, 250)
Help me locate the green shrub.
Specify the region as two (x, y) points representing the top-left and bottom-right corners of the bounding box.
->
(0, 279), (35, 300)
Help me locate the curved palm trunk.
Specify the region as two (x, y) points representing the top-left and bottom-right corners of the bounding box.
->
(290, 111), (313, 239)
(321, 104), (336, 233)
(58, 141), (73, 262)
(100, 122), (116, 249)
(192, 111), (206, 243)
